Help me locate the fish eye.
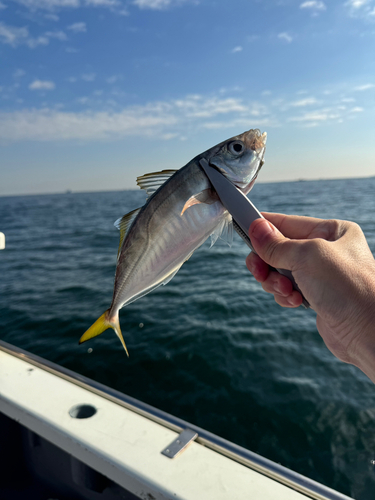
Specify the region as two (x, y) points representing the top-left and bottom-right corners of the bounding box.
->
(228, 141), (244, 155)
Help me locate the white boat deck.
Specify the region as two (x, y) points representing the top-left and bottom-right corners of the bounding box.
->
(0, 343), (353, 500)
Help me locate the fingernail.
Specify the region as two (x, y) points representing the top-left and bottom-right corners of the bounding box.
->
(250, 220), (275, 245)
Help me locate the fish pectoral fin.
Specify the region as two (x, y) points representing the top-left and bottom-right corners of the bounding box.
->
(210, 212), (233, 248)
(180, 189), (220, 216)
(114, 208), (142, 258)
(137, 169), (178, 199)
(79, 310), (129, 357)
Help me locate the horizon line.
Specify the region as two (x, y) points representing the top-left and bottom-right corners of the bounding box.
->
(1, 173), (374, 198)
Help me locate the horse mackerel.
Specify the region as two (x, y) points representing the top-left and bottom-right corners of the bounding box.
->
(79, 129), (267, 355)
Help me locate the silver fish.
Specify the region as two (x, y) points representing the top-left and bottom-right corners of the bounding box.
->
(79, 129), (267, 354)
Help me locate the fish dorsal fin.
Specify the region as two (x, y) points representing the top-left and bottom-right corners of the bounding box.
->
(210, 212), (233, 248)
(114, 207), (142, 257)
(137, 169), (178, 199)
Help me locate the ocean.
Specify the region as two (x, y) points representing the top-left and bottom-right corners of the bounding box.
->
(1, 177), (375, 499)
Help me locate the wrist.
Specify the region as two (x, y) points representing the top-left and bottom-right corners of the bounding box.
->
(345, 278), (375, 382)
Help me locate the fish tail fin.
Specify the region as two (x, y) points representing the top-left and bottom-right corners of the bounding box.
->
(111, 314), (129, 357)
(79, 309), (129, 357)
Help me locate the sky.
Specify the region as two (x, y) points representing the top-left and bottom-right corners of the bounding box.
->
(1, 0), (375, 195)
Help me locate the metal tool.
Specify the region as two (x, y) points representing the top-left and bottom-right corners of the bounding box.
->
(200, 158), (310, 309)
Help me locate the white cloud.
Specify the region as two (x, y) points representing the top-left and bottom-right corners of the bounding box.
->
(160, 132), (179, 140)
(0, 107), (177, 141)
(67, 22), (86, 33)
(106, 75), (119, 84)
(354, 83), (375, 90)
(289, 111), (336, 122)
(85, 0), (118, 5)
(13, 0), (80, 9)
(45, 30), (67, 41)
(291, 97), (318, 107)
(12, 0), (120, 10)
(347, 0), (370, 8)
(0, 94), (271, 142)
(0, 87), (368, 143)
(202, 118), (272, 130)
(133, 0), (193, 9)
(28, 36), (49, 48)
(82, 73), (96, 81)
(0, 21), (49, 48)
(0, 104), (274, 141)
(29, 79), (56, 90)
(13, 69), (26, 78)
(0, 22), (29, 47)
(278, 32), (293, 43)
(218, 85), (243, 94)
(287, 99), (366, 126)
(133, 0), (172, 9)
(300, 1), (326, 11)
(44, 12), (59, 19)
(231, 46), (243, 53)
(345, 0), (375, 19)
(172, 95), (262, 118)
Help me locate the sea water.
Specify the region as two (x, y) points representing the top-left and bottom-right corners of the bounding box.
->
(1, 177), (375, 499)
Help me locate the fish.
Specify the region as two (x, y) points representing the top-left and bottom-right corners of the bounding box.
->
(79, 129), (267, 355)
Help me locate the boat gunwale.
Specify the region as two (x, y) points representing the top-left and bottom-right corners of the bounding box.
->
(0, 340), (353, 500)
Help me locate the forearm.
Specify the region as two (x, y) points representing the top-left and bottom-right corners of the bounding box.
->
(345, 286), (375, 383)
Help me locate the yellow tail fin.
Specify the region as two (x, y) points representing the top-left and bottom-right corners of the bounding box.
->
(79, 310), (129, 356)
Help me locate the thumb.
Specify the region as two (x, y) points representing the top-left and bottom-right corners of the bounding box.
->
(249, 218), (298, 271)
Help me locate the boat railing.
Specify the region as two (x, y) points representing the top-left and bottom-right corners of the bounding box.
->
(0, 340), (353, 500)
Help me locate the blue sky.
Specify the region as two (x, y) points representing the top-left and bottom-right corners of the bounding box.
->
(1, 0), (375, 195)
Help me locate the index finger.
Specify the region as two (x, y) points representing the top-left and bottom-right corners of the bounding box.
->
(261, 212), (339, 241)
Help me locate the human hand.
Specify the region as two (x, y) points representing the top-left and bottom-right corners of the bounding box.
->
(246, 213), (375, 381)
